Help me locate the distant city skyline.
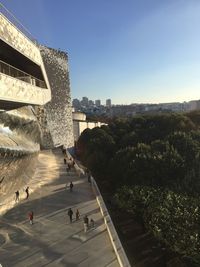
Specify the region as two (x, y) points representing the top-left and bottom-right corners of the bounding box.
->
(73, 96), (199, 106)
(73, 96), (112, 106)
(73, 98), (200, 118)
(1, 0), (200, 104)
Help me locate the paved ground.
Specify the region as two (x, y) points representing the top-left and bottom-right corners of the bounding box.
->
(0, 149), (120, 267)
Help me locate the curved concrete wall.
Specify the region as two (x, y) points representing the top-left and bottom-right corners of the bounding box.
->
(0, 106), (41, 214)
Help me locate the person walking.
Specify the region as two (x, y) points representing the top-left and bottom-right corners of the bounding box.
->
(72, 159), (75, 167)
(0, 176), (4, 189)
(15, 190), (19, 202)
(69, 181), (74, 192)
(28, 211), (34, 225)
(25, 186), (29, 199)
(68, 208), (73, 223)
(83, 215), (89, 232)
(90, 218), (95, 229)
(67, 163), (71, 172)
(88, 173), (91, 183)
(76, 209), (80, 221)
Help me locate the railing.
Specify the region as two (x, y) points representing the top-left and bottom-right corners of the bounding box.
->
(0, 60), (47, 89)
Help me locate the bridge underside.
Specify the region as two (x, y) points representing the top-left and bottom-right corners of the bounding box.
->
(0, 39), (45, 81)
(0, 99), (27, 111)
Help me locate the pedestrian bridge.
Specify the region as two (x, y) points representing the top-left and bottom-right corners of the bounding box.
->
(0, 11), (51, 110)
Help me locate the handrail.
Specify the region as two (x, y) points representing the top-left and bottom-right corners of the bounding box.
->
(90, 177), (131, 267)
(0, 60), (47, 89)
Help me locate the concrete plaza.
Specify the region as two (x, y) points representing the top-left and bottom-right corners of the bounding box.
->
(0, 150), (120, 267)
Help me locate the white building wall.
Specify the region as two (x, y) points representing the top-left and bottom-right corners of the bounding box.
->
(73, 120), (106, 141)
(72, 112), (86, 121)
(73, 121), (80, 142)
(188, 100), (199, 111)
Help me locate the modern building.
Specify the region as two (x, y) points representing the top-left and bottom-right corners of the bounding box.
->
(0, 12), (51, 111)
(88, 100), (94, 107)
(0, 9), (74, 149)
(72, 98), (81, 110)
(0, 8), (74, 203)
(81, 96), (89, 107)
(106, 99), (111, 107)
(188, 100), (200, 111)
(95, 99), (101, 107)
(73, 111), (106, 142)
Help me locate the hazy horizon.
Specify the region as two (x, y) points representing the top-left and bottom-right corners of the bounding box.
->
(74, 97), (199, 106)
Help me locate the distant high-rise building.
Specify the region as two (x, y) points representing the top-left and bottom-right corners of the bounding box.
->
(106, 99), (111, 107)
(88, 100), (94, 107)
(72, 98), (81, 109)
(81, 97), (89, 107)
(95, 99), (101, 107)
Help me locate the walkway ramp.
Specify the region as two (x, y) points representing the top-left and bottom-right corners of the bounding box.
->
(0, 149), (120, 267)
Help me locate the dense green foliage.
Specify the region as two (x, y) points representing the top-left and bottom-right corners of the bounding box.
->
(77, 112), (200, 193)
(115, 186), (200, 258)
(76, 111), (200, 262)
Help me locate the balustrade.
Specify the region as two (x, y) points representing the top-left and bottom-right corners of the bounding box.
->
(0, 60), (46, 88)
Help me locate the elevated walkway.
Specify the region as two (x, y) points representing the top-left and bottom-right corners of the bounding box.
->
(0, 12), (51, 110)
(0, 149), (121, 267)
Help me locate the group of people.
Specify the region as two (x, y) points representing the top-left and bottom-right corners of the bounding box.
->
(15, 186), (30, 202)
(63, 152), (95, 233)
(13, 148), (95, 229)
(67, 208), (80, 223)
(25, 148), (95, 230)
(14, 187), (33, 225)
(67, 208), (95, 232)
(83, 215), (95, 232)
(27, 151), (94, 230)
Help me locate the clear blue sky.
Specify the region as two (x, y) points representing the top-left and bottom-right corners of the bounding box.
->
(1, 0), (200, 104)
